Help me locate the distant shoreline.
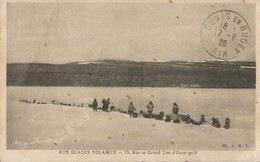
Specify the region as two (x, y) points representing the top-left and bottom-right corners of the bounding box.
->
(7, 60), (256, 88)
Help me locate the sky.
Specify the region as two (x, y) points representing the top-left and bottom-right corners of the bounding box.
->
(7, 3), (255, 64)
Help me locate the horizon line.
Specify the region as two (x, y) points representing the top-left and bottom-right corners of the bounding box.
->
(7, 59), (256, 65)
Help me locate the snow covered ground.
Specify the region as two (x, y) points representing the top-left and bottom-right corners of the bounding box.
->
(7, 87), (255, 150)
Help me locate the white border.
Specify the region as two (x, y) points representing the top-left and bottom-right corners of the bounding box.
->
(0, 0), (259, 161)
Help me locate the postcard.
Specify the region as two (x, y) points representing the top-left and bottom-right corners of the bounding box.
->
(0, 0), (259, 161)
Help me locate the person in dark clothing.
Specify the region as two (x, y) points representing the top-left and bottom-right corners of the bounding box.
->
(105, 98), (110, 112)
(101, 99), (106, 111)
(92, 99), (98, 111)
(224, 118), (231, 129)
(128, 102), (136, 118)
(172, 102), (179, 115)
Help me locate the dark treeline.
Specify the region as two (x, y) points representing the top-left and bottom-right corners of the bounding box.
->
(7, 60), (256, 88)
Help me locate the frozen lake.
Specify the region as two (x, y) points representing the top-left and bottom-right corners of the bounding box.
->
(7, 87), (255, 150)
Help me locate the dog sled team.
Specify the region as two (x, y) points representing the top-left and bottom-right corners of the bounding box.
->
(90, 98), (231, 129)
(19, 98), (230, 129)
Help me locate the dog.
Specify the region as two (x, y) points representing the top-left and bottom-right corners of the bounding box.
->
(200, 114), (207, 124)
(211, 117), (221, 128)
(19, 99), (29, 103)
(164, 114), (172, 122)
(133, 112), (138, 118)
(224, 118), (231, 129)
(110, 106), (116, 111)
(172, 115), (181, 123)
(181, 114), (191, 124)
(155, 111), (165, 120)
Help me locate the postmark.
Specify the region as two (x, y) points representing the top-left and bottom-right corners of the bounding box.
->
(201, 10), (251, 60)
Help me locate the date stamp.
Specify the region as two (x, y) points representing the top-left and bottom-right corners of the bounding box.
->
(201, 10), (251, 60)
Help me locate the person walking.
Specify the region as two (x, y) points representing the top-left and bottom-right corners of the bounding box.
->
(128, 101), (136, 118)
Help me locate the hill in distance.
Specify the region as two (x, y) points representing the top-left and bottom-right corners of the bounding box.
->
(7, 60), (256, 88)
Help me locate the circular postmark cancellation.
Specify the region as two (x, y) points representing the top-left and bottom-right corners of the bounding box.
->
(201, 10), (251, 60)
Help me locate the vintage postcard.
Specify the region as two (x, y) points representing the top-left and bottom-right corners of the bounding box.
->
(0, 0), (259, 161)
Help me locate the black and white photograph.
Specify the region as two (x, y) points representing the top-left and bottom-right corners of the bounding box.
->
(4, 1), (256, 153)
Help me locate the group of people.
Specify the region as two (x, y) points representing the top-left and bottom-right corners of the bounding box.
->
(131, 101), (230, 129)
(91, 98), (111, 112)
(90, 99), (231, 129)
